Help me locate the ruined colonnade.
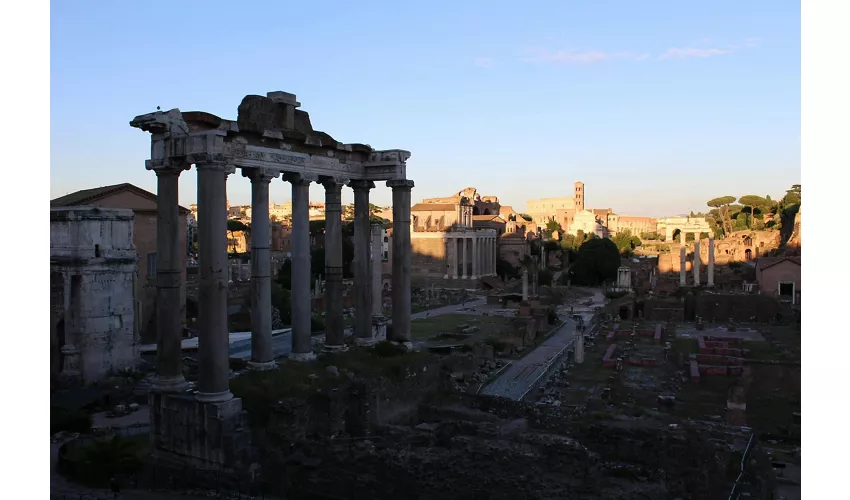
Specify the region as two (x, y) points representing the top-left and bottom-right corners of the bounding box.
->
(678, 232), (716, 287)
(131, 93), (414, 411)
(443, 231), (498, 279)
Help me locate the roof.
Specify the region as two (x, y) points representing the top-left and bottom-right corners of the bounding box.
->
(757, 257), (801, 272)
(472, 214), (505, 222)
(411, 203), (457, 211)
(50, 183), (190, 215)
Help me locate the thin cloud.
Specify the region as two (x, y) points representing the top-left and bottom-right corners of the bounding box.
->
(658, 47), (732, 60)
(521, 48), (649, 65)
(473, 57), (496, 68)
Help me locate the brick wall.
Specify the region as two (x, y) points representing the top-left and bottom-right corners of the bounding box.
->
(411, 237), (448, 281)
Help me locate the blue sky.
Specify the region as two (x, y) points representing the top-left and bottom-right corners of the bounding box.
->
(50, 0), (800, 217)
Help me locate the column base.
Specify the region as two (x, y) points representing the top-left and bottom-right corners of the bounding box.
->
(247, 360), (277, 371)
(149, 392), (249, 470)
(393, 341), (415, 351)
(354, 337), (377, 347)
(443, 274), (449, 279)
(322, 343), (348, 353)
(289, 352), (317, 362)
(194, 390), (234, 403)
(372, 315), (388, 342)
(151, 375), (191, 393)
(470, 275), (478, 280)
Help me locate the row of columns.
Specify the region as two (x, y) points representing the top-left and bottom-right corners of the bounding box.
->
(444, 233), (497, 279)
(150, 157), (414, 401)
(679, 235), (716, 287)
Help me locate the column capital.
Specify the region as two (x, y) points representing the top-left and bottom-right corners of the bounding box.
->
(282, 172), (317, 185)
(386, 179), (414, 190)
(147, 160), (190, 176)
(320, 176), (349, 188)
(242, 167), (279, 183)
(321, 177), (347, 190)
(349, 179), (375, 191)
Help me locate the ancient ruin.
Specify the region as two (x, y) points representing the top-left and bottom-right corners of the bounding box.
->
(129, 91), (413, 468)
(410, 187), (499, 287)
(50, 207), (140, 384)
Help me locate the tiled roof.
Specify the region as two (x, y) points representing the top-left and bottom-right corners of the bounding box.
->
(411, 203), (457, 211)
(50, 183), (190, 214)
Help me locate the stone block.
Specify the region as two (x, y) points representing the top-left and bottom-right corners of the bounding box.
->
(149, 392), (250, 470)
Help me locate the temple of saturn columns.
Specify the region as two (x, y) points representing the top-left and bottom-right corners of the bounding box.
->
(130, 91), (412, 467)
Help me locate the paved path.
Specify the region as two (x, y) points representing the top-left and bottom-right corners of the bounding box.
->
(479, 289), (606, 401)
(479, 318), (577, 400)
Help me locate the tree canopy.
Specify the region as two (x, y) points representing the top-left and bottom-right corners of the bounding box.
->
(569, 237), (620, 286)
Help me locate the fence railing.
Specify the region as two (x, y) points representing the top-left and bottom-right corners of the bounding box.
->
(727, 432), (756, 500)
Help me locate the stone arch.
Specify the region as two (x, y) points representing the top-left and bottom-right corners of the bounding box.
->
(472, 207), (480, 215)
(483, 208), (494, 215)
(743, 236), (753, 246)
(745, 248), (753, 260)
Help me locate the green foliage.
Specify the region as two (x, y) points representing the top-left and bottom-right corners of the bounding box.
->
(604, 290), (629, 300)
(343, 203), (386, 222)
(519, 213), (533, 222)
(543, 239), (561, 252)
(570, 237), (620, 286)
(545, 219), (561, 234)
(51, 406), (92, 434)
(611, 230), (642, 256)
(640, 231), (660, 240)
(547, 307), (559, 325)
(64, 435), (145, 487)
(226, 219), (250, 232)
(707, 196), (737, 236)
(271, 285), (292, 324)
(311, 315), (325, 333)
(496, 258), (520, 280)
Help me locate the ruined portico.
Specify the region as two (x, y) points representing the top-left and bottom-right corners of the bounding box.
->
(131, 91), (413, 468)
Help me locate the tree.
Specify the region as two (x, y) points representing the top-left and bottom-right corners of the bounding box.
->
(738, 195), (769, 229)
(570, 237), (620, 286)
(611, 230), (642, 256)
(343, 203), (385, 222)
(545, 220), (561, 234)
(707, 196), (737, 237)
(519, 213), (533, 222)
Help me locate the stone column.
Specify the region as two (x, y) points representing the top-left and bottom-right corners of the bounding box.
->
(244, 168), (279, 370)
(471, 235), (478, 280)
(693, 236), (701, 286)
(322, 179), (345, 349)
(371, 223), (388, 341)
(491, 236), (496, 275)
(285, 173), (316, 361)
(452, 236), (459, 279)
(195, 158), (235, 402)
(707, 237), (715, 286)
(461, 236), (468, 279)
(351, 180), (375, 345)
(149, 164), (189, 391)
(443, 236), (450, 279)
(575, 330), (585, 364)
(679, 239), (687, 287)
(387, 179), (414, 344)
(371, 223), (384, 316)
(522, 268), (529, 302)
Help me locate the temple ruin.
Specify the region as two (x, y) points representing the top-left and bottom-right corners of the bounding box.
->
(130, 91), (413, 468)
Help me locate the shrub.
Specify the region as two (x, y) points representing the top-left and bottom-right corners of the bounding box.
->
(604, 290), (629, 300)
(51, 407), (93, 435)
(63, 435), (145, 487)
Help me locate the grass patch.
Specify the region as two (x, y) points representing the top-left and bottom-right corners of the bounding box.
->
(410, 314), (514, 342)
(231, 343), (435, 423)
(61, 434), (147, 488)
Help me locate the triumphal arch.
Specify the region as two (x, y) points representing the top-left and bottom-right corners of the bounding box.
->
(131, 91), (413, 467)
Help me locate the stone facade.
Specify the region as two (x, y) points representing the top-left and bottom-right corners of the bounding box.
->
(51, 183), (189, 344)
(410, 187), (500, 288)
(50, 206), (140, 384)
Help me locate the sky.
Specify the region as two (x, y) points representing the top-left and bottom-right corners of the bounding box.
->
(50, 0), (800, 218)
